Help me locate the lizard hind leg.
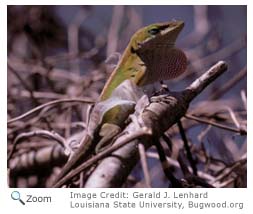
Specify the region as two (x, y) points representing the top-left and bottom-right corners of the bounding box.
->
(95, 123), (122, 153)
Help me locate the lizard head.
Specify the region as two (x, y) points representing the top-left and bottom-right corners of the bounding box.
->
(130, 20), (184, 52)
(130, 20), (187, 86)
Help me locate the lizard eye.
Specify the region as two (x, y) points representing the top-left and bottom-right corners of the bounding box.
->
(148, 28), (160, 35)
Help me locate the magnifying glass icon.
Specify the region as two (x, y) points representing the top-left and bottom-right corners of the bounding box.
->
(11, 191), (25, 205)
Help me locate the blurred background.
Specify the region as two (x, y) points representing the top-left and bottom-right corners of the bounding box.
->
(7, 5), (247, 188)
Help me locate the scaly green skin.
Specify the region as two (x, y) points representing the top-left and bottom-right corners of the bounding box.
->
(52, 20), (186, 187)
(99, 47), (142, 100)
(100, 20), (185, 101)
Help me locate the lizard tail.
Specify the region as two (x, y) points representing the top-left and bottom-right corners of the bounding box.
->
(51, 134), (92, 187)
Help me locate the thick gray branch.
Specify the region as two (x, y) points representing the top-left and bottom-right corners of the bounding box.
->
(84, 61), (228, 187)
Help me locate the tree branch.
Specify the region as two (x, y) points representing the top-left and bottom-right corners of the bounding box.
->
(83, 61), (228, 187)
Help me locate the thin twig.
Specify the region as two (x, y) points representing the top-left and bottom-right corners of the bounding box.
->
(68, 8), (89, 74)
(197, 124), (212, 142)
(106, 5), (124, 57)
(210, 66), (246, 100)
(8, 63), (40, 106)
(146, 151), (215, 183)
(154, 139), (183, 187)
(212, 155), (246, 184)
(189, 37), (245, 70)
(216, 177), (235, 188)
(177, 120), (198, 175)
(177, 150), (214, 187)
(8, 130), (66, 161)
(185, 114), (246, 135)
(240, 90), (247, 111)
(138, 143), (152, 187)
(8, 98), (94, 125)
(225, 106), (240, 129)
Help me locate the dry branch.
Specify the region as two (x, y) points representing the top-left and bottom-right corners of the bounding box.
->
(55, 61), (228, 187)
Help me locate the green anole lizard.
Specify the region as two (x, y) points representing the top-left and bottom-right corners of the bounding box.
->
(52, 20), (187, 187)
